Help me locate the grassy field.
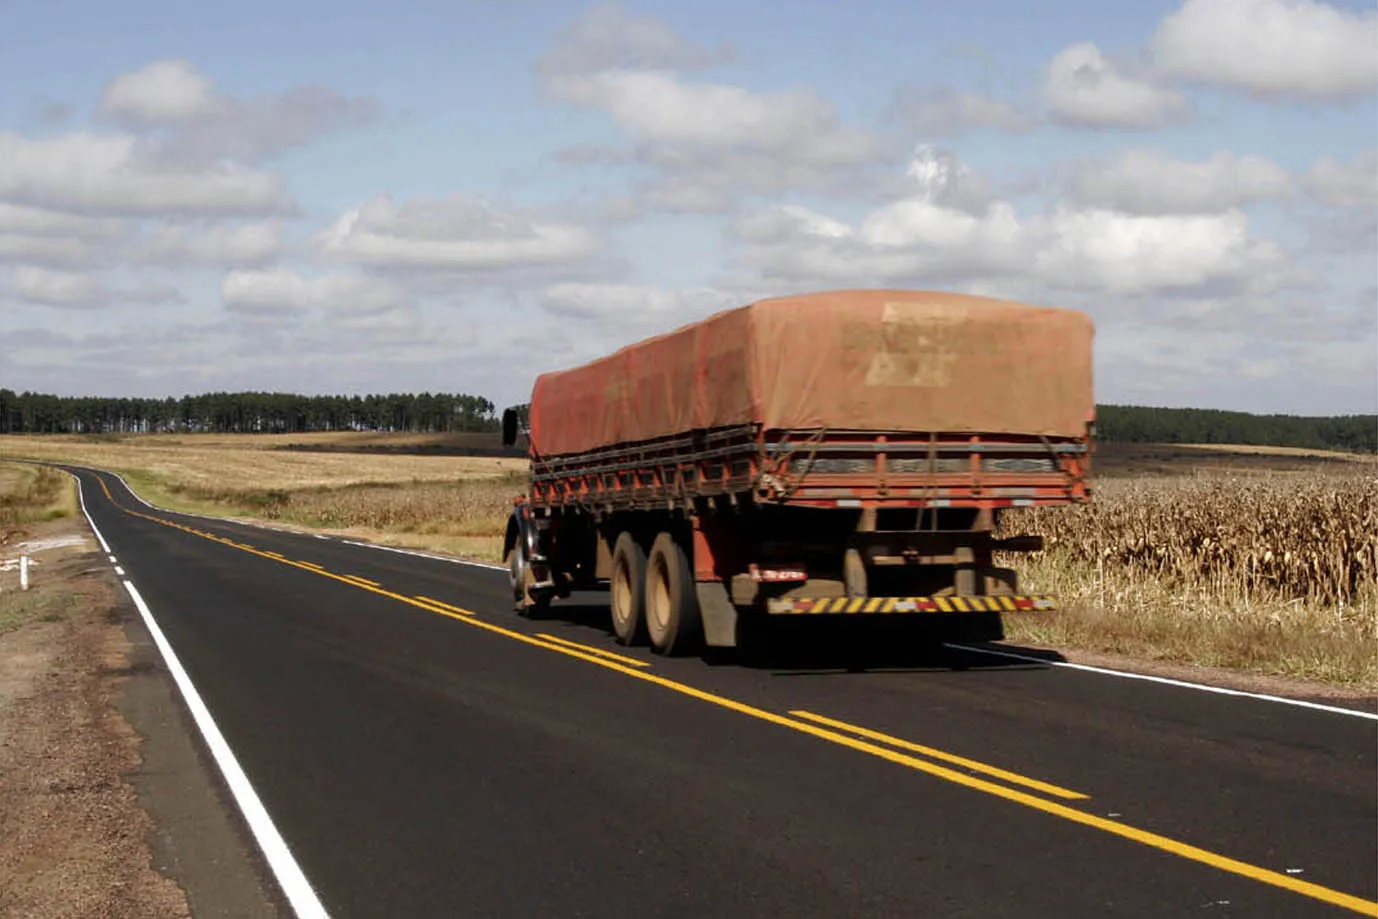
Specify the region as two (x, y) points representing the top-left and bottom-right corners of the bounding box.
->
(1, 434), (1373, 686)
(0, 462), (77, 543)
(0, 434), (524, 560)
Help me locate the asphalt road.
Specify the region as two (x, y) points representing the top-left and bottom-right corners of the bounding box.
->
(67, 466), (1377, 918)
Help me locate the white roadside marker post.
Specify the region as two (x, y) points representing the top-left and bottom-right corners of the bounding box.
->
(20, 555), (30, 591)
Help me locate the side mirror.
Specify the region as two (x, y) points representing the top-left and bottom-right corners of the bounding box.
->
(501, 408), (519, 447)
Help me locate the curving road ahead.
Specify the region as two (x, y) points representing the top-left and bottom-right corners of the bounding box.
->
(68, 465), (1376, 918)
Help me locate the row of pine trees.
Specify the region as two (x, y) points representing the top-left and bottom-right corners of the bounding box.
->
(1094, 404), (1375, 453)
(0, 390), (1370, 452)
(0, 390), (500, 435)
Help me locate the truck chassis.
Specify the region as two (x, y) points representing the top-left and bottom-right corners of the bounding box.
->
(504, 423), (1091, 656)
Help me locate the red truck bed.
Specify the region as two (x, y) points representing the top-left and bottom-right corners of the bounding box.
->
(527, 290), (1094, 512)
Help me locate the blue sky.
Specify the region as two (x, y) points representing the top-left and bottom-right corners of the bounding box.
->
(1, 0), (1374, 415)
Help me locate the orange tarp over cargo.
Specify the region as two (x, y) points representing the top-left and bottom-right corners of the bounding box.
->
(528, 290), (1095, 458)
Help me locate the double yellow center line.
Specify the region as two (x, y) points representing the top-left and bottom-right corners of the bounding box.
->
(94, 474), (1378, 917)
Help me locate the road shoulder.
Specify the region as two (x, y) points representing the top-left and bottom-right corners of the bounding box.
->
(1030, 644), (1378, 710)
(0, 514), (280, 919)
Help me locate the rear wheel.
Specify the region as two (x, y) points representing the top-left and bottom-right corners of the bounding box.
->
(506, 544), (550, 618)
(506, 546), (526, 607)
(610, 532), (647, 645)
(645, 532), (702, 656)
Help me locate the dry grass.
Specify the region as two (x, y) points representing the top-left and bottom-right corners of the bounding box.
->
(1091, 441), (1376, 478)
(1001, 467), (1378, 688)
(196, 476), (524, 561)
(0, 434), (524, 561)
(0, 433), (523, 490)
(0, 463), (76, 543)
(1175, 443), (1374, 460)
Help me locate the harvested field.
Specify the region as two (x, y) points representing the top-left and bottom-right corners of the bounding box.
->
(1001, 465), (1378, 687)
(1090, 441), (1375, 477)
(0, 434), (525, 561)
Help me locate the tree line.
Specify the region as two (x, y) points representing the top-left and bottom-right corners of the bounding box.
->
(0, 389), (1371, 452)
(1095, 404), (1376, 453)
(0, 390), (500, 435)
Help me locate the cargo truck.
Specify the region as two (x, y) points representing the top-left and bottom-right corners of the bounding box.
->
(501, 289), (1094, 656)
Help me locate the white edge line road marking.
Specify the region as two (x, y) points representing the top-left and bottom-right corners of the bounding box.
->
(76, 477), (113, 555)
(72, 472), (332, 919)
(945, 643), (1378, 722)
(339, 539), (506, 571)
(115, 566), (126, 576)
(122, 581), (331, 919)
(71, 464), (1378, 722)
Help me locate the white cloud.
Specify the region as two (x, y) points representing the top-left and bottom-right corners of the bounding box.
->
(731, 149), (1291, 296)
(130, 220), (284, 266)
(9, 266), (106, 308)
(100, 60), (214, 123)
(1152, 0), (1378, 98)
(540, 6), (884, 209)
(901, 144), (995, 212)
(0, 132), (292, 216)
(0, 203), (123, 238)
(98, 59), (380, 165)
(859, 199), (1023, 252)
(1045, 42), (1189, 127)
(331, 307), (425, 335)
(553, 70), (875, 158)
(221, 268), (409, 316)
(536, 2), (733, 77)
(541, 282), (731, 322)
(733, 145), (1027, 283)
(312, 194), (601, 271)
(733, 204), (855, 242)
(1070, 149), (1293, 214)
(0, 234), (93, 266)
(1304, 148), (1378, 207)
(733, 202), (1029, 287)
(1034, 207), (1289, 293)
(894, 87), (1031, 137)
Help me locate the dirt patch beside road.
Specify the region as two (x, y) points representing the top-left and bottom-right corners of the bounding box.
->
(0, 515), (191, 919)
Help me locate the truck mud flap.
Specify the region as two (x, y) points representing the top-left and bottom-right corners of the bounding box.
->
(765, 595), (1057, 615)
(695, 582), (739, 648)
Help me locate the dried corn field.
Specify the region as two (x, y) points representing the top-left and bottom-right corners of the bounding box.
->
(1001, 467), (1378, 687)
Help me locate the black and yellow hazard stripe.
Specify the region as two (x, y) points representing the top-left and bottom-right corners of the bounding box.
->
(766, 595), (1057, 615)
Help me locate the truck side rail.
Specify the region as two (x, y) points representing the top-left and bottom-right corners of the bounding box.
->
(528, 426), (1092, 513)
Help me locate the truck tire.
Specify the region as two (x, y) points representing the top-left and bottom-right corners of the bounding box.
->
(506, 546), (526, 608)
(610, 532), (648, 645)
(507, 543), (550, 618)
(645, 532), (702, 656)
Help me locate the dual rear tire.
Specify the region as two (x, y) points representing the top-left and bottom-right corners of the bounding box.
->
(610, 530), (701, 656)
(610, 533), (647, 645)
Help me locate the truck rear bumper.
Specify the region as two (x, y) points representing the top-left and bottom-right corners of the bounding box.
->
(764, 595), (1056, 615)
